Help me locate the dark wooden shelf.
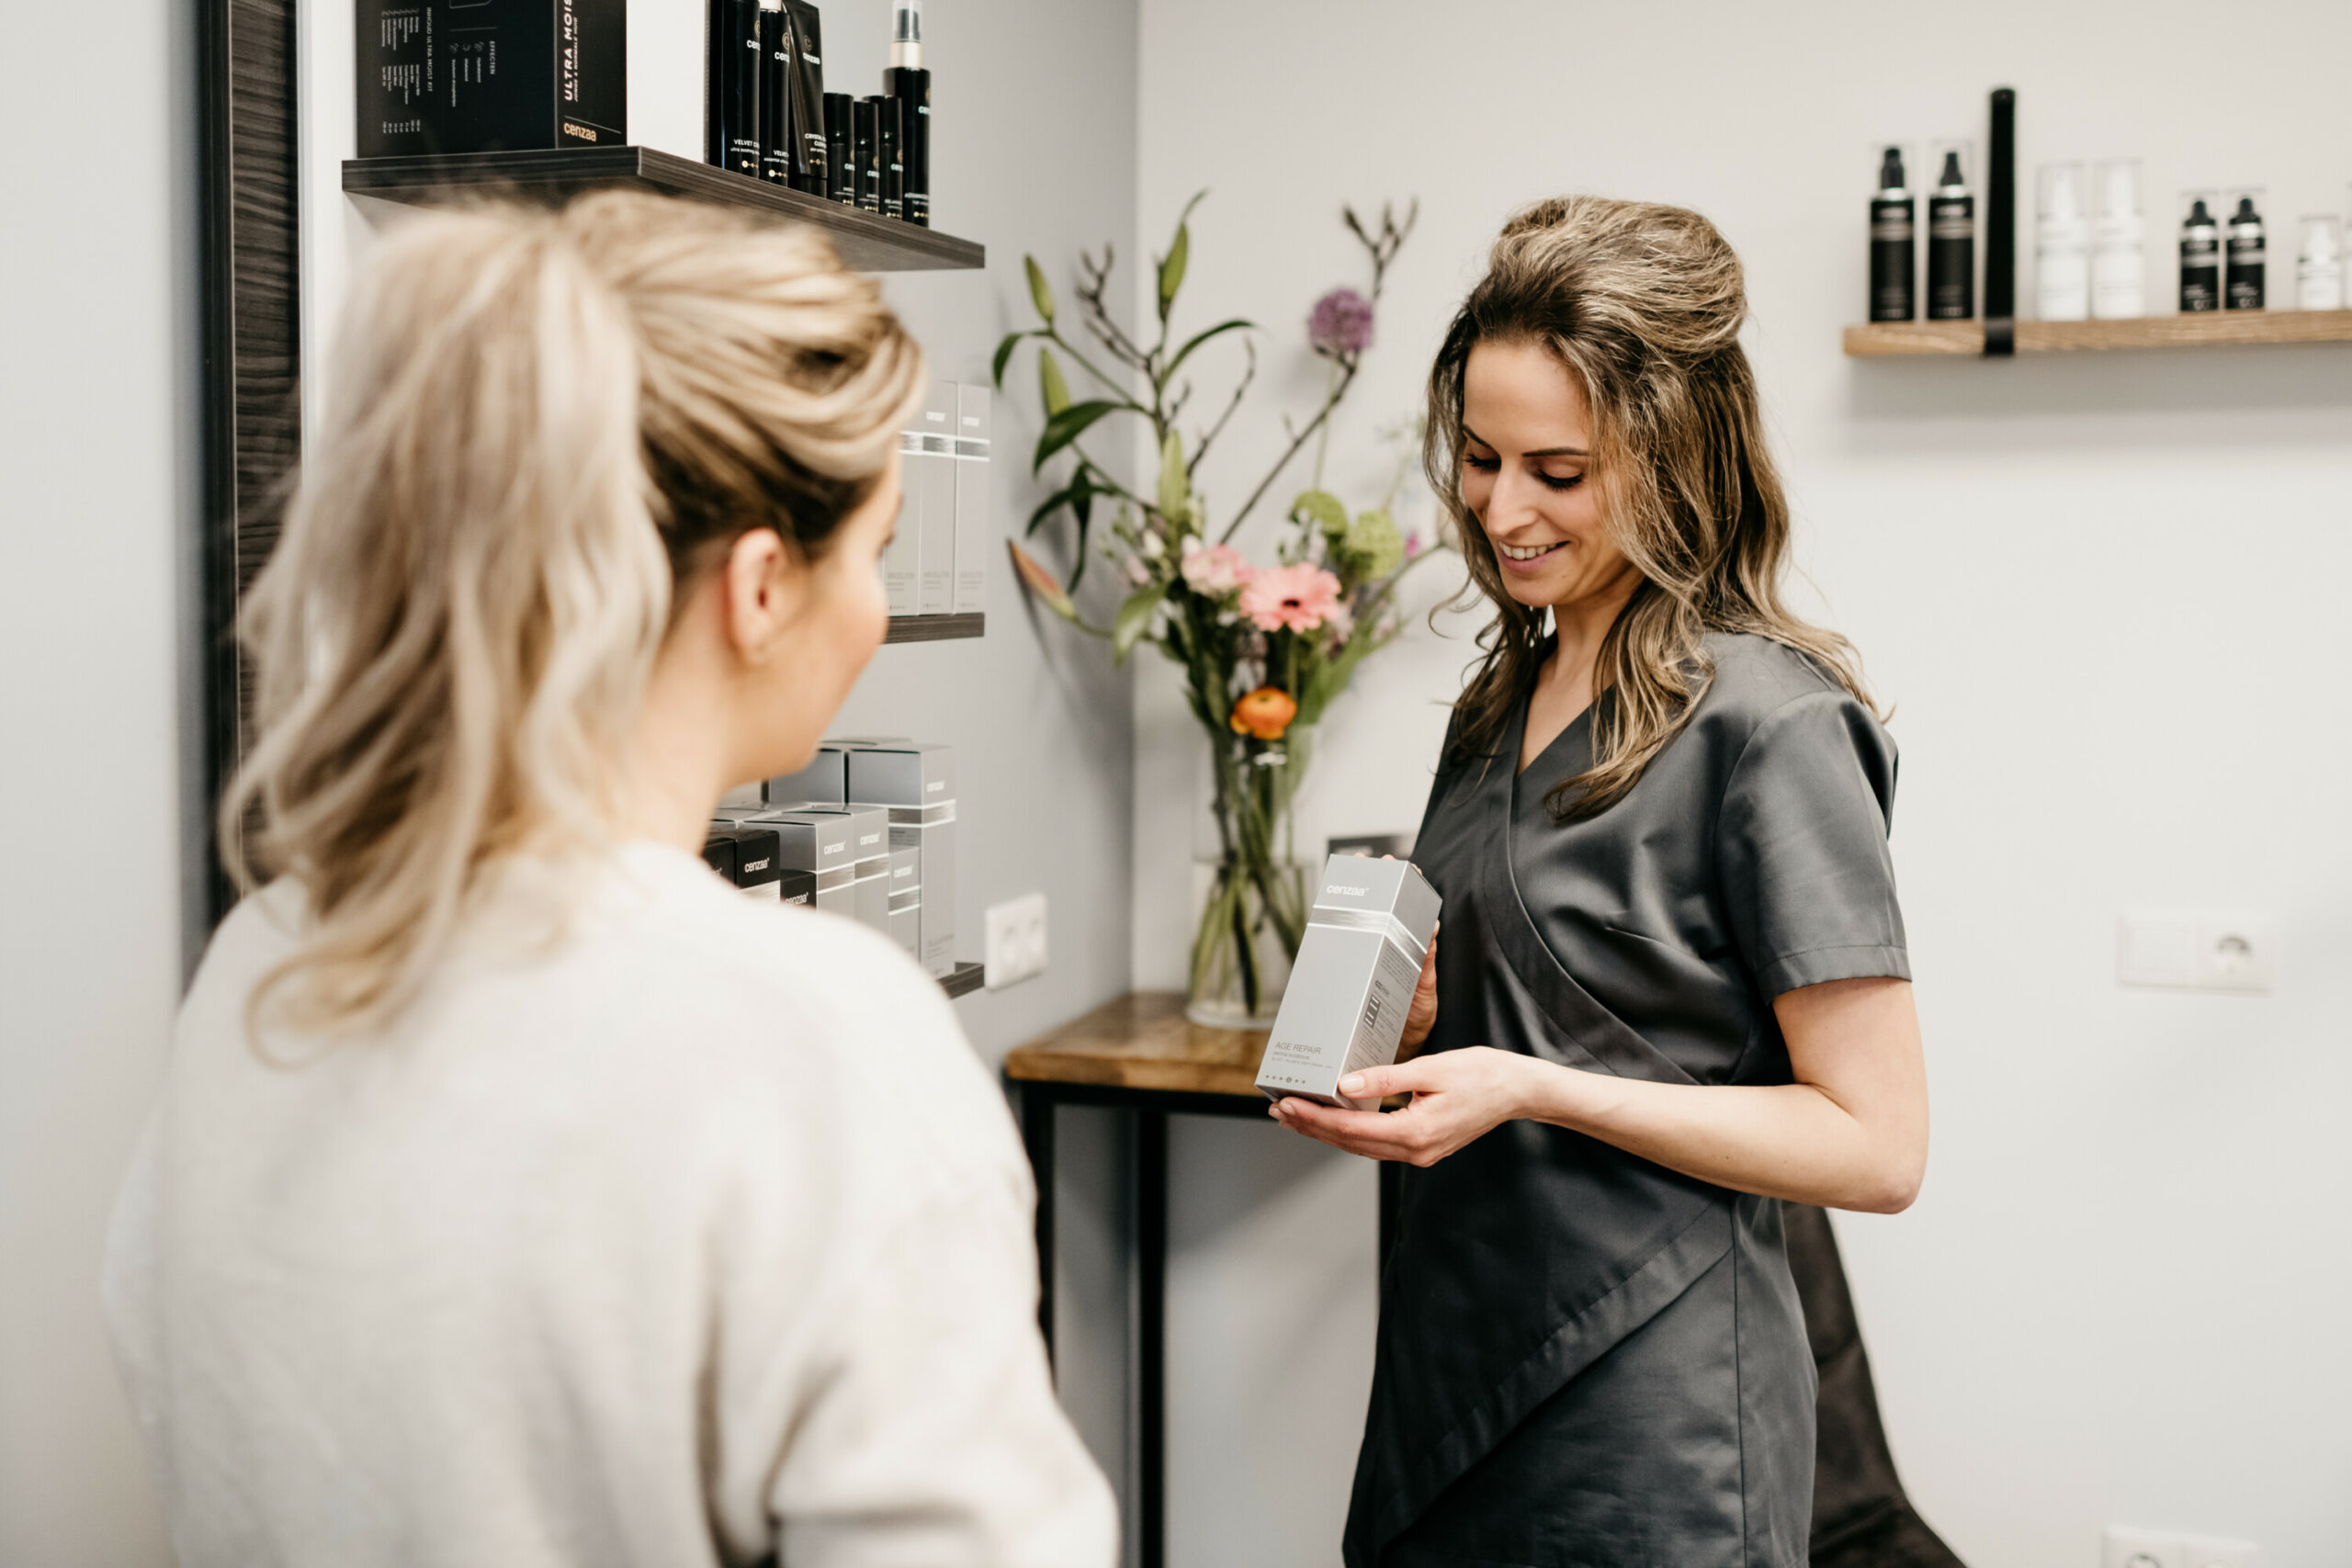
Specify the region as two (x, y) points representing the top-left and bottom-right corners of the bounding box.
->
(884, 613), (983, 644)
(940, 961), (985, 1000)
(343, 146), (984, 274)
(1846, 309), (2352, 356)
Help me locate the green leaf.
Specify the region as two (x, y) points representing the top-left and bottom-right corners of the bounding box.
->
(1161, 317), (1253, 385)
(1290, 489), (1349, 538)
(991, 331), (1032, 389)
(1037, 345), (1071, 416)
(1158, 225), (1189, 321)
(1156, 431), (1190, 523)
(1113, 582), (1164, 664)
(1024, 255), (1056, 324)
(1032, 400), (1125, 473)
(1155, 190), (1209, 322)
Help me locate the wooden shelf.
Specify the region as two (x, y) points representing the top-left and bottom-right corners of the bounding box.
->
(343, 146), (984, 274)
(940, 961), (985, 1000)
(883, 613), (983, 644)
(1846, 310), (2352, 357)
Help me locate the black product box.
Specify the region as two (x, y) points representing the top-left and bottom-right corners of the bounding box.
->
(357, 0), (626, 158)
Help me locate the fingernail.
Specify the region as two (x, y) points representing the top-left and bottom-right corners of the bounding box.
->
(1340, 1075), (1365, 1096)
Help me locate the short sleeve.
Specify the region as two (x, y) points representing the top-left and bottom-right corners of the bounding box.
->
(1715, 691), (1909, 997)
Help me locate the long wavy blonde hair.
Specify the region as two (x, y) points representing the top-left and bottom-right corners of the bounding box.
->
(223, 190), (924, 1039)
(1429, 196), (1879, 818)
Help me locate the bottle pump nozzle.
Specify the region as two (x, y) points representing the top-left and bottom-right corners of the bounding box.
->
(1878, 147), (1906, 192)
(891, 0), (923, 68)
(1937, 151), (1964, 190)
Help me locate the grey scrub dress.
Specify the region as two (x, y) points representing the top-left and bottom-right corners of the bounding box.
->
(1348, 633), (1909, 1568)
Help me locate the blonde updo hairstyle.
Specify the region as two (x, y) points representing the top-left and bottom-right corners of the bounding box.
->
(1429, 195), (1877, 818)
(223, 190), (925, 1038)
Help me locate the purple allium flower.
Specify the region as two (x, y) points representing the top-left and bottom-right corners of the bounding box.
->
(1307, 288), (1375, 357)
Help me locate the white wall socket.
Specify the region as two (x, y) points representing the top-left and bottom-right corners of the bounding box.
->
(984, 893), (1048, 990)
(2103, 1525), (2261, 1568)
(2116, 908), (2275, 993)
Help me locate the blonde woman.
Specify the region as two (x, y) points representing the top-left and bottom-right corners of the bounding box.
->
(1271, 198), (1929, 1567)
(103, 193), (1114, 1568)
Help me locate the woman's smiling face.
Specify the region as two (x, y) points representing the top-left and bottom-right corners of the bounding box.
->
(1459, 338), (1636, 615)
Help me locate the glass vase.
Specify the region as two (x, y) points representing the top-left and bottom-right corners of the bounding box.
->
(1185, 725), (1314, 1028)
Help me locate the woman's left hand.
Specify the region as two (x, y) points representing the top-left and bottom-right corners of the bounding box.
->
(1269, 1047), (1532, 1166)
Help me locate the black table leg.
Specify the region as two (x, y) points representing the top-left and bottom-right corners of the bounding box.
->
(1023, 1086), (1057, 1364)
(1136, 1107), (1169, 1568)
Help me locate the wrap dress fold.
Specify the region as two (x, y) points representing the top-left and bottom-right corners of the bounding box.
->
(1347, 634), (1908, 1568)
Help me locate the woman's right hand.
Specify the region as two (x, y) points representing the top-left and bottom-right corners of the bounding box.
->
(1397, 923), (1440, 1061)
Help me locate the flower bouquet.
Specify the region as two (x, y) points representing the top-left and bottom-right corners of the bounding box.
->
(1001, 195), (1449, 1025)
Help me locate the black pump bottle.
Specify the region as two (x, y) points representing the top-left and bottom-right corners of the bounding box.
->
(2225, 196), (2267, 310)
(881, 0), (932, 227)
(2179, 198), (2221, 312)
(1870, 147), (1917, 322)
(1927, 151), (1974, 320)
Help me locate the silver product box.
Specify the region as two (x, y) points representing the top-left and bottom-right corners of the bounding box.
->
(880, 801), (956, 976)
(952, 383), (991, 614)
(1255, 854), (1442, 1111)
(844, 741), (956, 808)
(916, 378), (957, 615)
(779, 806), (890, 935)
(765, 743), (850, 806)
(883, 431), (921, 616)
(887, 845), (922, 960)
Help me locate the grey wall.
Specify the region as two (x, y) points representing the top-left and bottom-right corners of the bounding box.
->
(0, 0), (193, 1561)
(1133, 2), (2352, 1564)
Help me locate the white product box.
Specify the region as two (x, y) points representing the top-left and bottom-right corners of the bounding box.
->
(1255, 854), (1442, 1111)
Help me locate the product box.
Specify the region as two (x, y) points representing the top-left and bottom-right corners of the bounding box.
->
(776, 868), (817, 908)
(699, 833), (738, 883)
(844, 741), (956, 810)
(916, 379), (958, 615)
(887, 845), (922, 962)
(765, 743), (850, 807)
(882, 432), (922, 616)
(752, 808), (857, 919)
(882, 804), (956, 976)
(1255, 854), (1441, 1111)
(953, 384), (991, 614)
(704, 824), (784, 901)
(356, 4), (436, 157)
(788, 806), (890, 934)
(357, 0), (627, 158)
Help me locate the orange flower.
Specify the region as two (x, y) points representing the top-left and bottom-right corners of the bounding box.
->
(1229, 686), (1298, 740)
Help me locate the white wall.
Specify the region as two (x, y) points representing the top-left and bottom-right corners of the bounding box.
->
(0, 0), (193, 1562)
(1132, 2), (2352, 1564)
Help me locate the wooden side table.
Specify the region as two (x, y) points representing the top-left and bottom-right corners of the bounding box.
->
(1004, 992), (1277, 1568)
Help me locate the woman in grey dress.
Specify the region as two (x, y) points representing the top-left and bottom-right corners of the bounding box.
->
(1272, 197), (1930, 1568)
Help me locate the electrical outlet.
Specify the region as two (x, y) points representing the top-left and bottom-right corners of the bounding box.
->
(984, 893), (1047, 990)
(2117, 908), (2274, 993)
(2103, 1526), (2259, 1568)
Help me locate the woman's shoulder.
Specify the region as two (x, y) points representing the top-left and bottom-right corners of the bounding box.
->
(1695, 633), (1858, 723)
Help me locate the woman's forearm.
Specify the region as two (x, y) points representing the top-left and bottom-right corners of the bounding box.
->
(1519, 1066), (1924, 1215)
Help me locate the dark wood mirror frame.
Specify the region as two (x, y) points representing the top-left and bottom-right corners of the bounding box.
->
(197, 0), (300, 926)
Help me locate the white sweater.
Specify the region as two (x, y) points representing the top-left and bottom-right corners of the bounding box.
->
(104, 841), (1115, 1568)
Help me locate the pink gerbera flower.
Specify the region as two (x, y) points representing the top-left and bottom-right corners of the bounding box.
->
(1239, 561), (1344, 634)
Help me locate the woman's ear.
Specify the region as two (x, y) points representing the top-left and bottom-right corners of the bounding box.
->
(718, 527), (808, 665)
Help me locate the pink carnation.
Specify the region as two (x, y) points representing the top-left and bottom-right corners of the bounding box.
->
(1240, 561), (1344, 635)
(1180, 542), (1253, 596)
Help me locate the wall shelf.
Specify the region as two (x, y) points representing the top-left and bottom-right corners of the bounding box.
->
(884, 613), (983, 644)
(343, 146), (985, 274)
(1845, 309), (2352, 357)
(940, 962), (984, 1000)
